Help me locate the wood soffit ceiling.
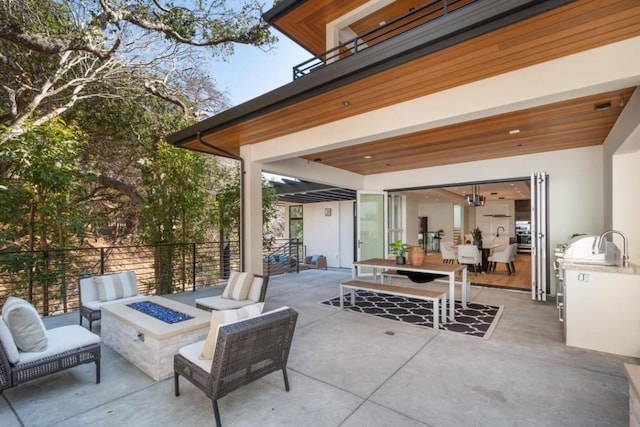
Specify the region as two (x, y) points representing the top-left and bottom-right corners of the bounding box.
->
(301, 88), (634, 175)
(179, 1), (640, 176)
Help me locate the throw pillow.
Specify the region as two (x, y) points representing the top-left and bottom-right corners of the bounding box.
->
(199, 303), (265, 359)
(222, 271), (254, 301)
(310, 254), (321, 264)
(3, 301), (48, 352)
(94, 271), (137, 302)
(2, 296), (30, 318)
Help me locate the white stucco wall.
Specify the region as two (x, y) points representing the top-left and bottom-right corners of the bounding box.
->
(302, 201), (355, 268)
(612, 150), (640, 265)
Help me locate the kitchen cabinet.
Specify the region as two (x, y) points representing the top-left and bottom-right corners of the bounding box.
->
(564, 264), (640, 357)
(514, 199), (530, 221)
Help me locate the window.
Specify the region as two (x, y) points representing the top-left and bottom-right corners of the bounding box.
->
(289, 205), (303, 238)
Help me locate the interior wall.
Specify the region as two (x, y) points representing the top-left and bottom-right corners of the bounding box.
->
(473, 200), (516, 247)
(404, 194), (420, 246)
(417, 201), (454, 248)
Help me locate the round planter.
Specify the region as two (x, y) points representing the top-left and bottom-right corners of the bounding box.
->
(395, 256), (406, 265)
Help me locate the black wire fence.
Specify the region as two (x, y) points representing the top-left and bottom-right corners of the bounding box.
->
(0, 241), (240, 316)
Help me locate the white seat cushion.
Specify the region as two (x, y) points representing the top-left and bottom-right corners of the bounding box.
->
(17, 325), (101, 365)
(0, 318), (20, 364)
(3, 299), (48, 352)
(195, 296), (256, 311)
(199, 303), (265, 359)
(221, 271), (254, 301)
(178, 341), (211, 373)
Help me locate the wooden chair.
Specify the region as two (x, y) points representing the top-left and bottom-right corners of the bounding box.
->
(174, 307), (298, 427)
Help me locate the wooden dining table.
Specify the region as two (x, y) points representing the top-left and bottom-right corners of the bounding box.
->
(352, 258), (469, 321)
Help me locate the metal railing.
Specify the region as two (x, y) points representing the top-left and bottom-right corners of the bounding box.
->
(263, 238), (303, 276)
(292, 0), (476, 79)
(0, 241), (240, 316)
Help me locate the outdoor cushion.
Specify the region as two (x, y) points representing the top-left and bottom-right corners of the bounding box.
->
(3, 300), (48, 352)
(310, 254), (321, 264)
(278, 254), (288, 263)
(94, 271), (137, 302)
(17, 325), (101, 365)
(200, 303), (264, 360)
(179, 341), (211, 372)
(2, 296), (31, 318)
(221, 271), (254, 301)
(246, 276), (265, 303)
(0, 319), (20, 364)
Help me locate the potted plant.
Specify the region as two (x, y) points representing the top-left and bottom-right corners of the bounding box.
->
(389, 240), (411, 265)
(471, 227), (483, 248)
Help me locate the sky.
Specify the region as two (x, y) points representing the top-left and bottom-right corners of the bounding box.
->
(208, 29), (310, 107)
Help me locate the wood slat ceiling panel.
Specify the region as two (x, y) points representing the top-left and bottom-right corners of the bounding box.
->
(275, 0), (371, 54)
(301, 88), (633, 174)
(190, 1), (640, 173)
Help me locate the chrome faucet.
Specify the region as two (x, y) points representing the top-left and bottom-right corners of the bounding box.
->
(593, 230), (629, 267)
(496, 226), (505, 237)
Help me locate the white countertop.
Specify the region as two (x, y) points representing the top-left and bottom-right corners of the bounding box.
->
(559, 259), (640, 275)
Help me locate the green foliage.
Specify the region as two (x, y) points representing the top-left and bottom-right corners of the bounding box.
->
(389, 240), (411, 257)
(0, 118), (90, 250)
(471, 227), (482, 243)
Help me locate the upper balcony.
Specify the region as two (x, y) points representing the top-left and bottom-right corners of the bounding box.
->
(287, 0), (479, 80)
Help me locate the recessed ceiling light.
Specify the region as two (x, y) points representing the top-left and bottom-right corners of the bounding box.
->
(342, 101), (350, 107)
(363, 155), (372, 159)
(509, 129), (520, 135)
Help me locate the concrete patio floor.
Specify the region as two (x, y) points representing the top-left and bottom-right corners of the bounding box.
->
(1, 268), (637, 426)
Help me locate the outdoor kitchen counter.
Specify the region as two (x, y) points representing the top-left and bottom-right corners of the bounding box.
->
(559, 260), (640, 275)
(624, 364), (640, 427)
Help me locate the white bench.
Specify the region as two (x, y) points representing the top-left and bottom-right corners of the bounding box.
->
(79, 271), (141, 331)
(339, 280), (447, 329)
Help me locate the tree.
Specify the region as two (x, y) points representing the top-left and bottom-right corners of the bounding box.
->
(0, 0), (276, 144)
(138, 140), (208, 293)
(0, 117), (90, 313)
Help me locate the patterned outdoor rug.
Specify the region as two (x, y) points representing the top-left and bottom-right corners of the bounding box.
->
(321, 290), (503, 339)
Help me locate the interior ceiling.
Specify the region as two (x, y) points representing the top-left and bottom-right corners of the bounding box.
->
(395, 180), (531, 204)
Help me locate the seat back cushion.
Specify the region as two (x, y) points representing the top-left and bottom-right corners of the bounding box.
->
(222, 271), (254, 301)
(246, 276), (264, 302)
(2, 296), (30, 317)
(199, 302), (265, 359)
(94, 271), (138, 302)
(0, 319), (20, 364)
(3, 299), (48, 352)
(79, 276), (99, 303)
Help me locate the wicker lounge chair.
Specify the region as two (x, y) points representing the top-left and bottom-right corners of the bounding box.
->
(195, 274), (269, 312)
(0, 323), (101, 392)
(174, 307), (298, 427)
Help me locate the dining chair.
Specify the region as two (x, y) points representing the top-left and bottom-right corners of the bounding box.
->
(457, 244), (482, 274)
(487, 245), (511, 274)
(440, 241), (458, 264)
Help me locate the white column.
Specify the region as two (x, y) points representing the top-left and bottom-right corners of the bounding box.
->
(240, 145), (264, 275)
